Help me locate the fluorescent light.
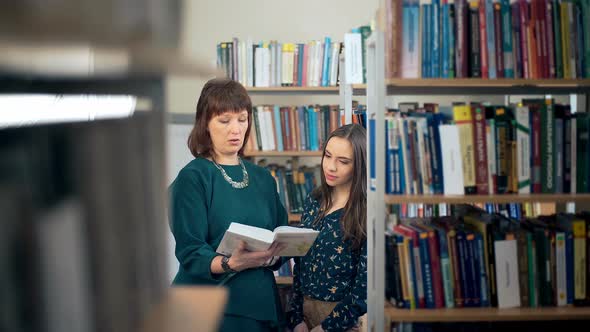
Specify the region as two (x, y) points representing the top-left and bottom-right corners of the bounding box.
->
(0, 94), (140, 128)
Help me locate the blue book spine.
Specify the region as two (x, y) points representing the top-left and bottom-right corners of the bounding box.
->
(485, 0), (497, 79)
(274, 105), (284, 152)
(310, 107), (318, 151)
(466, 233), (480, 307)
(398, 130), (406, 195)
(456, 231), (470, 307)
(442, 4), (450, 78)
(422, 4), (431, 77)
(432, 113), (444, 194)
(434, 224), (454, 308)
(449, 3), (456, 78)
(369, 117), (376, 191)
(566, 231), (574, 304)
(432, 0), (441, 77)
(277, 169), (287, 208)
(403, 119), (414, 194)
(386, 119), (394, 194)
(475, 233), (490, 306)
(321, 37), (332, 86)
(501, 0), (514, 77)
(418, 234), (435, 308)
(297, 106), (307, 150)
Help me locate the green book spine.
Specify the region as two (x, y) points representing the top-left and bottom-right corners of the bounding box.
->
(581, 0), (590, 77)
(541, 99), (556, 193)
(576, 113), (590, 192)
(527, 233), (539, 307)
(553, 0), (564, 78)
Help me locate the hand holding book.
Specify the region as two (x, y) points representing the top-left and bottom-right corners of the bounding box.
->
(217, 222), (320, 258)
(227, 241), (286, 272)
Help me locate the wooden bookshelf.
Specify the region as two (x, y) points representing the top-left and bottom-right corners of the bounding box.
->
(385, 193), (590, 205)
(384, 78), (590, 94)
(385, 305), (590, 322)
(245, 86), (339, 94)
(142, 287), (227, 332)
(275, 276), (294, 286)
(288, 213), (301, 223)
(244, 150), (322, 157)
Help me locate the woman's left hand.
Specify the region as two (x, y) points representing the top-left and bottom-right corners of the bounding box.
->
(310, 325), (325, 332)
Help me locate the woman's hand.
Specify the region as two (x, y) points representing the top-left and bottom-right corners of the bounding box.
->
(293, 322), (309, 332)
(228, 241), (284, 271)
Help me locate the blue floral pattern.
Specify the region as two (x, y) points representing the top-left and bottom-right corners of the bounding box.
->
(288, 194), (367, 332)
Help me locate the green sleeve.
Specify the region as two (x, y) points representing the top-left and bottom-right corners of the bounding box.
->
(169, 169), (221, 283)
(270, 175), (290, 271)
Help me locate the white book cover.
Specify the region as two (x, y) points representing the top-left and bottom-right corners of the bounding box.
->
(246, 37), (253, 87)
(216, 222), (319, 257)
(415, 118), (430, 194)
(264, 108), (276, 151)
(254, 46), (262, 87)
(556, 232), (567, 306)
(256, 106), (268, 151)
(344, 33), (363, 84)
(263, 45), (271, 87)
(516, 106), (531, 193)
(276, 42), (283, 87)
(329, 42), (340, 86)
(439, 124), (465, 195)
(240, 40), (247, 86)
(494, 239), (521, 308)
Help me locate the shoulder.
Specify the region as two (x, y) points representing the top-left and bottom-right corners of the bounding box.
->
(170, 158), (211, 192)
(242, 159), (275, 184)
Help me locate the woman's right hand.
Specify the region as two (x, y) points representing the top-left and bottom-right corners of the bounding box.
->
(228, 241), (283, 272)
(293, 322), (309, 332)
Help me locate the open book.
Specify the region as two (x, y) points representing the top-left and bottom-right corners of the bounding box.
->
(216, 222), (319, 257)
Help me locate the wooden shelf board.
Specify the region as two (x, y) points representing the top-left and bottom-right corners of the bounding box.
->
(386, 306), (590, 322)
(385, 193), (590, 204)
(288, 213), (301, 222)
(275, 276), (293, 285)
(386, 78), (590, 87)
(246, 86), (339, 93)
(142, 287), (227, 332)
(244, 150), (322, 157)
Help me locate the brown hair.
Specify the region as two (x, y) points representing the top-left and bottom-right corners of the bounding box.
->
(187, 78), (252, 158)
(312, 124), (367, 251)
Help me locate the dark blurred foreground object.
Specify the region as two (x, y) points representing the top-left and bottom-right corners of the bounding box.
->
(0, 0), (181, 47)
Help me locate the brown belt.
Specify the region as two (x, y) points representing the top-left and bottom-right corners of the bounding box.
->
(302, 296), (362, 331)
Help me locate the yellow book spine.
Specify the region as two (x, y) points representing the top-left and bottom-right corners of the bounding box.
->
(573, 219), (587, 300)
(453, 105), (476, 190)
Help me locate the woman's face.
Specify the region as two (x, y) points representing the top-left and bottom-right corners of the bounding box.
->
(208, 109), (249, 158)
(322, 136), (354, 189)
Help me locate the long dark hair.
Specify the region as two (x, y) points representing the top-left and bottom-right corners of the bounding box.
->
(312, 124), (367, 251)
(187, 78), (252, 158)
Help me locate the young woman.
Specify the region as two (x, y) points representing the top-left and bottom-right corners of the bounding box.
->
(288, 124), (367, 332)
(168, 78), (287, 332)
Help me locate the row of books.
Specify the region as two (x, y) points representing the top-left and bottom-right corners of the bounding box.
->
(384, 0), (590, 79)
(246, 104), (367, 152)
(380, 99), (590, 195)
(264, 162), (321, 214)
(389, 200), (557, 220)
(274, 258), (296, 277)
(386, 205), (590, 310)
(217, 38), (343, 87)
(0, 117), (169, 332)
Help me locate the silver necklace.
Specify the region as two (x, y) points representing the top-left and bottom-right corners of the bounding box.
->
(211, 157), (249, 189)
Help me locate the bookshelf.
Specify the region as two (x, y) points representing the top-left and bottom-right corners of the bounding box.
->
(244, 150), (323, 157)
(365, 23), (590, 332)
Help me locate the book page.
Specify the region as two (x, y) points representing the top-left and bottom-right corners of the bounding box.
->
(215, 222), (275, 256)
(273, 228), (319, 257)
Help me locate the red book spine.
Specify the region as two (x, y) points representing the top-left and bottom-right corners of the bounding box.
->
(428, 231), (445, 308)
(519, 0), (530, 78)
(472, 105), (490, 194)
(479, 0), (489, 78)
(545, 0), (556, 78)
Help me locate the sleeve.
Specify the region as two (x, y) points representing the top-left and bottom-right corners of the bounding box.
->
(287, 256), (305, 328)
(169, 169), (222, 283)
(321, 242), (368, 332)
(269, 174), (290, 271)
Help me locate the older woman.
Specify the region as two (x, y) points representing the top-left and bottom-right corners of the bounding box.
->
(168, 78), (287, 332)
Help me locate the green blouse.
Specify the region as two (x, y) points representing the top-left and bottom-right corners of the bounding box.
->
(168, 157), (288, 323)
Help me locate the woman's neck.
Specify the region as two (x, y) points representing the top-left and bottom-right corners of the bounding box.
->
(330, 183), (351, 209)
(210, 152), (239, 165)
